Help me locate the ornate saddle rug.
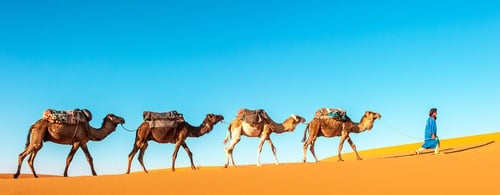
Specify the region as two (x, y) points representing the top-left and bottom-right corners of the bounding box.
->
(314, 108), (349, 121)
(236, 109), (270, 124)
(143, 111), (185, 128)
(42, 109), (92, 124)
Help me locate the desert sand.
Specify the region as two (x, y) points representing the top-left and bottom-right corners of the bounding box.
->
(1, 132), (498, 194)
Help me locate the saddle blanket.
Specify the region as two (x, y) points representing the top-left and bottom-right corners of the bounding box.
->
(42, 109), (91, 124)
(143, 111), (184, 121)
(144, 111), (185, 128)
(236, 109), (270, 124)
(314, 108), (349, 121)
(148, 120), (179, 129)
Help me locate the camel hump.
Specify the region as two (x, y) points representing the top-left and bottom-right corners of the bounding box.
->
(42, 109), (91, 124)
(236, 109), (270, 124)
(314, 108), (349, 121)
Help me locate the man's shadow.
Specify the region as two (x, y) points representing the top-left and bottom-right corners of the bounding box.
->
(377, 141), (495, 159)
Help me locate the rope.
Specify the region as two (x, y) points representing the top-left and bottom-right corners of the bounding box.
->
(71, 118), (81, 142)
(379, 119), (431, 140)
(121, 124), (137, 132)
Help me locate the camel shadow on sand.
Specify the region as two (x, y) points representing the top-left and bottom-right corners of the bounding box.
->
(378, 141), (495, 159)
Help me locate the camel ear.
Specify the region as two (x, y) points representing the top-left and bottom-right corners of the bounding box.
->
(365, 111), (370, 115)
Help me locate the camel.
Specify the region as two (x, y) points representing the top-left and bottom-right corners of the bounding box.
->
(14, 114), (125, 178)
(302, 111), (381, 162)
(126, 113), (224, 173)
(223, 112), (306, 167)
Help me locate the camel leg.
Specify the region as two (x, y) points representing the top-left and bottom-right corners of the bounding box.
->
(302, 141), (309, 163)
(64, 142), (80, 177)
(266, 138), (279, 165)
(138, 142), (149, 173)
(80, 143), (97, 176)
(338, 134), (348, 162)
(181, 142), (196, 170)
(27, 149), (41, 178)
(256, 135), (267, 166)
(303, 136), (319, 163)
(346, 136), (362, 160)
(224, 135), (240, 168)
(14, 146), (36, 179)
(171, 141), (182, 172)
(15, 123), (45, 179)
(126, 142), (141, 174)
(310, 140), (320, 163)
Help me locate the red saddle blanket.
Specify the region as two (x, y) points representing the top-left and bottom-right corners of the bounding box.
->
(42, 109), (91, 124)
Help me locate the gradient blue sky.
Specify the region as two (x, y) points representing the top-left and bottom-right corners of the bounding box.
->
(1, 0), (499, 176)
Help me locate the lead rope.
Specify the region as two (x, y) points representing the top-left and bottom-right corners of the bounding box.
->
(379, 119), (431, 140)
(121, 124), (137, 132)
(71, 116), (80, 142)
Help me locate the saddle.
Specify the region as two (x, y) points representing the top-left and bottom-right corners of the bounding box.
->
(143, 111), (185, 128)
(314, 108), (350, 122)
(42, 109), (92, 124)
(236, 109), (270, 124)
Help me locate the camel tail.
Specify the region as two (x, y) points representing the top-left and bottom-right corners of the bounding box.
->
(223, 123), (232, 144)
(302, 123), (310, 143)
(25, 123), (36, 148)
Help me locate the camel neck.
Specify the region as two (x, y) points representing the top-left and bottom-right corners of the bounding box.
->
(270, 117), (295, 133)
(356, 117), (374, 132)
(90, 119), (117, 141)
(187, 120), (213, 137)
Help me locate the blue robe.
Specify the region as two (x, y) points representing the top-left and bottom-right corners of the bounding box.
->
(421, 117), (439, 149)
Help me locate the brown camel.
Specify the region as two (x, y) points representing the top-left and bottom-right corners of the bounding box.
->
(126, 113), (224, 173)
(223, 112), (306, 167)
(14, 114), (125, 178)
(302, 111), (381, 162)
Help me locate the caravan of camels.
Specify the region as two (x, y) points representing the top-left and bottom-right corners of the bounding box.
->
(14, 108), (380, 178)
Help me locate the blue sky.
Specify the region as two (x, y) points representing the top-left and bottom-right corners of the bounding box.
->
(1, 0), (499, 176)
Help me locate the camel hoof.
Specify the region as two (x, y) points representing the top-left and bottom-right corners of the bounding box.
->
(357, 157), (363, 160)
(257, 164), (262, 167)
(13, 174), (19, 179)
(224, 164), (228, 168)
(337, 159), (344, 162)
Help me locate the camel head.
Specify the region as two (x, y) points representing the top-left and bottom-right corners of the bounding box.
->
(291, 114), (306, 124)
(354, 111), (381, 132)
(281, 114), (306, 132)
(205, 113), (225, 125)
(105, 114), (126, 125)
(364, 111), (381, 120)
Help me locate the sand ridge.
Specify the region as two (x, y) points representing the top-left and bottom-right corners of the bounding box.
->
(1, 132), (498, 194)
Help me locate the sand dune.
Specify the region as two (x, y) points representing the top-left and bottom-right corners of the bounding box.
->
(1, 132), (498, 194)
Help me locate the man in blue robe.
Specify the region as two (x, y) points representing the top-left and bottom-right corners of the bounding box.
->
(416, 108), (440, 155)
